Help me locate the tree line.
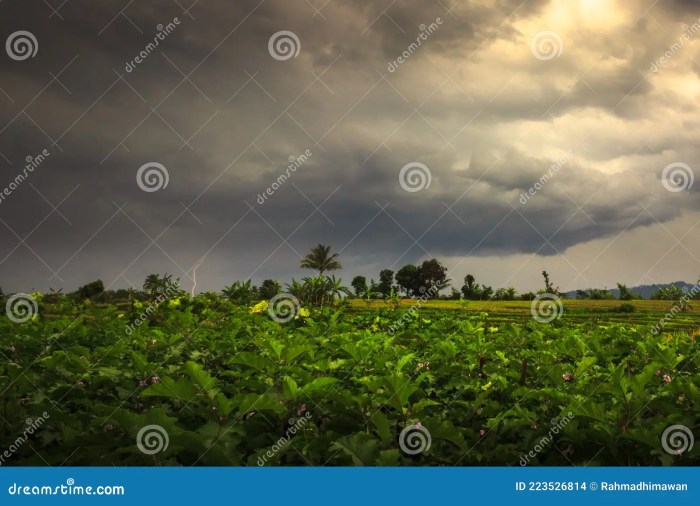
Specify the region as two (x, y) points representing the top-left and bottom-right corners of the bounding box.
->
(2, 244), (698, 305)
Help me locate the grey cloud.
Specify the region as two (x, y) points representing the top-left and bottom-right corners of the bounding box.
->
(0, 0), (699, 293)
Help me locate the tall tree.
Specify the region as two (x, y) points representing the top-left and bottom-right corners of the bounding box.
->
(419, 259), (449, 296)
(351, 276), (367, 298)
(300, 244), (342, 276)
(377, 269), (394, 298)
(78, 279), (105, 300)
(616, 283), (639, 301)
(395, 264), (420, 297)
(542, 270), (559, 295)
(143, 274), (175, 297)
(259, 279), (281, 300)
(461, 274), (478, 300)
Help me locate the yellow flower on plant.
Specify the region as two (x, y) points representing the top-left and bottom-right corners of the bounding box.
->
(250, 300), (268, 314)
(30, 292), (44, 302)
(299, 308), (310, 318)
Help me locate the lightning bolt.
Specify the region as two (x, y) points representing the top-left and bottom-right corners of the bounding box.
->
(191, 258), (205, 296)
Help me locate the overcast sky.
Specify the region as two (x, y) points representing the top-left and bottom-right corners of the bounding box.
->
(0, 0), (698, 294)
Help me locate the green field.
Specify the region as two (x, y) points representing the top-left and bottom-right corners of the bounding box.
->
(348, 298), (700, 331)
(1, 294), (698, 466)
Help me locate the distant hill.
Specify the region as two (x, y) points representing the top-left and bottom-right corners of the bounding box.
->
(565, 281), (698, 300)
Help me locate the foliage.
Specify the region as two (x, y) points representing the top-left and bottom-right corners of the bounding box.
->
(617, 283), (640, 301)
(396, 264), (421, 297)
(259, 279), (281, 300)
(77, 279), (105, 300)
(1, 295), (698, 466)
(419, 259), (449, 295)
(143, 274), (182, 300)
(461, 274), (493, 301)
(541, 271), (559, 295)
(285, 275), (350, 307)
(396, 260), (449, 298)
(377, 269), (394, 298)
(300, 244), (342, 276)
(222, 280), (256, 305)
(351, 276), (367, 298)
(493, 287), (517, 301)
(651, 285), (685, 301)
(576, 288), (615, 300)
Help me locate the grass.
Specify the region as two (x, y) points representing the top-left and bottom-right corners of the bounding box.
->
(346, 298), (700, 332)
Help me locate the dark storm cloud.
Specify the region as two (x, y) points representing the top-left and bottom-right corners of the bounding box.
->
(0, 0), (698, 292)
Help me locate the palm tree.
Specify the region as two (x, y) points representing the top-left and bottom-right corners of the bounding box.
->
(300, 244), (341, 276)
(221, 280), (254, 305)
(143, 273), (176, 300)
